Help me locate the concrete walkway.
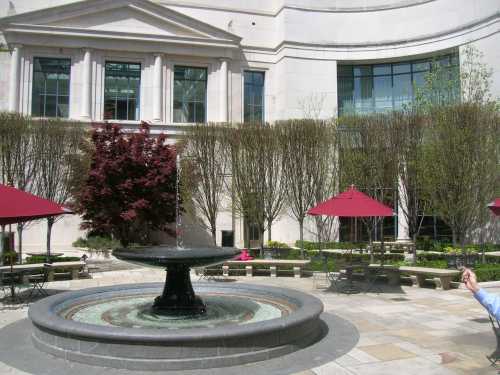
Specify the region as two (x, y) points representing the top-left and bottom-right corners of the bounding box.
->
(0, 268), (498, 375)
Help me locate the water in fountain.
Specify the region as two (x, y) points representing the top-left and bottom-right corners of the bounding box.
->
(113, 150), (240, 315)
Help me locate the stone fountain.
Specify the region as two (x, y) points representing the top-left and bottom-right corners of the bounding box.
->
(28, 155), (324, 371)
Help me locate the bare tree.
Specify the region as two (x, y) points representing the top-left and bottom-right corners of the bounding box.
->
(228, 123), (267, 253)
(36, 118), (85, 260)
(338, 113), (399, 245)
(422, 103), (499, 247)
(390, 110), (428, 263)
(182, 123), (230, 246)
(0, 113), (43, 263)
(277, 119), (335, 257)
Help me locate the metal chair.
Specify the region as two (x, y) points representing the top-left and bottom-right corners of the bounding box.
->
(487, 314), (500, 366)
(27, 267), (50, 299)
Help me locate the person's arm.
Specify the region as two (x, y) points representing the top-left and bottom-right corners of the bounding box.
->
(463, 268), (500, 320)
(474, 289), (500, 320)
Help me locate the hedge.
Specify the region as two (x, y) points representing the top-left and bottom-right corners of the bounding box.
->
(25, 255), (81, 264)
(295, 240), (367, 251)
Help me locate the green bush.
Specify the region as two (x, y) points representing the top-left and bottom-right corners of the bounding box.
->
(25, 256), (81, 264)
(475, 264), (500, 282)
(295, 240), (366, 251)
(2, 251), (18, 264)
(72, 235), (121, 253)
(266, 241), (289, 249)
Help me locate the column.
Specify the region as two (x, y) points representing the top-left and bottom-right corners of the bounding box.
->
(81, 48), (92, 119)
(219, 58), (228, 122)
(152, 54), (163, 123)
(8, 44), (22, 112)
(396, 174), (411, 242)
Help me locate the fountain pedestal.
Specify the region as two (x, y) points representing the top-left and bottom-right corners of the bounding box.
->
(154, 264), (206, 314)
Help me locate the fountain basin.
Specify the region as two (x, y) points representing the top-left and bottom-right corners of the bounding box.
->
(113, 246), (241, 314)
(29, 283), (324, 370)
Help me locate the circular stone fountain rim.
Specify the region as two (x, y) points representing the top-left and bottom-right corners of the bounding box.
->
(29, 283), (323, 343)
(113, 246), (241, 261)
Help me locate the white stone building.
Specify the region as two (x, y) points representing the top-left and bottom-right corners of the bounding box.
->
(0, 0), (498, 249)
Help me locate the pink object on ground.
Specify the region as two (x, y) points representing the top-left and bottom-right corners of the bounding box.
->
(235, 249), (254, 261)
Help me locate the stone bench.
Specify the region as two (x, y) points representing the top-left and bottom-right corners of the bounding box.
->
(223, 260), (310, 278)
(399, 266), (460, 290)
(44, 261), (87, 281)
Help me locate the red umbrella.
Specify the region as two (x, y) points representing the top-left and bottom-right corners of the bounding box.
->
(489, 198), (500, 216)
(308, 185), (393, 217)
(0, 184), (72, 225)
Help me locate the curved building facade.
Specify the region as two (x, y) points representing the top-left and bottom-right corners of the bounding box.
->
(0, 0), (498, 248)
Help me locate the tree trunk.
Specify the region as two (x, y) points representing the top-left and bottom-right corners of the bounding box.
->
(452, 229), (458, 247)
(260, 229), (265, 258)
(267, 222), (272, 243)
(46, 217), (54, 263)
(412, 233), (417, 265)
(17, 223), (23, 265)
(299, 218), (304, 259)
(211, 227), (217, 246)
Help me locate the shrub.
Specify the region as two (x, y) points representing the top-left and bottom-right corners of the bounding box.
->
(266, 241), (289, 249)
(475, 264), (500, 282)
(25, 256), (81, 264)
(295, 240), (366, 251)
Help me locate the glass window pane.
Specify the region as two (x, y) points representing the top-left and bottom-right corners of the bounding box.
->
(104, 61), (141, 120)
(393, 63), (410, 74)
(173, 66), (207, 123)
(373, 76), (392, 112)
(412, 60), (430, 72)
(57, 95), (69, 118)
(354, 66), (371, 77)
(45, 95), (57, 117)
(32, 57), (71, 118)
(393, 73), (412, 109)
(104, 99), (115, 120)
(243, 71), (264, 123)
(354, 76), (373, 113)
(337, 52), (458, 115)
(338, 65), (352, 77)
(373, 64), (391, 76)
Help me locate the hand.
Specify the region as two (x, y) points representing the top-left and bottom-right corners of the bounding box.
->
(462, 268), (480, 293)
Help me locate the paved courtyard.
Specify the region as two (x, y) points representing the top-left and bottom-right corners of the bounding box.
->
(0, 266), (498, 375)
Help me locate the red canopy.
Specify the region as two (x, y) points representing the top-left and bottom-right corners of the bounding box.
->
(0, 184), (72, 226)
(308, 185), (394, 217)
(489, 198), (500, 216)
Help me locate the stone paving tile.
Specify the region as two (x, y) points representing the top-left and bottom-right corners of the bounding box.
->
(312, 361), (355, 375)
(357, 343), (416, 361)
(1, 270), (500, 374)
(334, 354), (363, 367)
(345, 356), (457, 375)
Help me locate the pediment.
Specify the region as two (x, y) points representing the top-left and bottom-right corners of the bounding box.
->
(45, 6), (203, 38)
(0, 0), (241, 47)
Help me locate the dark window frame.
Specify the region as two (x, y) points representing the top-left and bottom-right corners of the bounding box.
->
(173, 65), (208, 123)
(337, 53), (459, 116)
(103, 61), (141, 121)
(31, 57), (71, 118)
(243, 70), (265, 123)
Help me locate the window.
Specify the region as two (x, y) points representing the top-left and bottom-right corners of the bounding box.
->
(32, 57), (71, 118)
(104, 62), (141, 121)
(244, 71), (265, 122)
(337, 52), (459, 116)
(173, 66), (207, 123)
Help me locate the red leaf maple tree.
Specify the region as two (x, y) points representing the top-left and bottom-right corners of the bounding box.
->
(75, 122), (177, 246)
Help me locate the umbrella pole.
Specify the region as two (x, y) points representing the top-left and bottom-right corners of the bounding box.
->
(0, 224), (4, 266)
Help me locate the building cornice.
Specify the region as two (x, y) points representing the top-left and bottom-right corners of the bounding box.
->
(240, 12), (500, 55)
(162, 0), (439, 17)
